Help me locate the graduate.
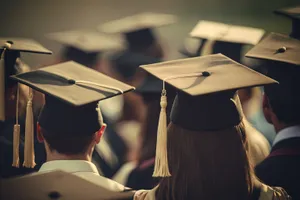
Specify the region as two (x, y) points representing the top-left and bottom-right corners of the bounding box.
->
(247, 32), (300, 200)
(133, 54), (290, 200)
(179, 20), (272, 164)
(274, 5), (300, 40)
(9, 61), (136, 197)
(46, 29), (124, 70)
(0, 38), (52, 178)
(47, 30), (129, 177)
(99, 12), (176, 124)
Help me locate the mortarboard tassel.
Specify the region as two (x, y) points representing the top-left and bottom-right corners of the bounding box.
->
(12, 84), (21, 167)
(152, 72), (211, 177)
(23, 89), (36, 168)
(0, 43), (21, 167)
(153, 83), (171, 177)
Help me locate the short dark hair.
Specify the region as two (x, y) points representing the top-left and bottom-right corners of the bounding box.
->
(40, 128), (95, 155)
(264, 61), (300, 124)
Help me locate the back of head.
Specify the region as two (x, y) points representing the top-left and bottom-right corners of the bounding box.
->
(157, 121), (252, 200)
(264, 62), (300, 125)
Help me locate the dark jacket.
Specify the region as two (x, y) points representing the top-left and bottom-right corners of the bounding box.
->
(256, 137), (300, 200)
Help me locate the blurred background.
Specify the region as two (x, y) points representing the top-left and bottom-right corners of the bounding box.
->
(1, 0), (298, 67)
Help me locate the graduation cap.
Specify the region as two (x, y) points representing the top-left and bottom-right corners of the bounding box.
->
(140, 53), (277, 177)
(99, 12), (177, 49)
(46, 30), (125, 67)
(245, 32), (300, 66)
(0, 38), (52, 120)
(178, 37), (207, 58)
(0, 39), (52, 169)
(109, 51), (161, 80)
(10, 61), (134, 169)
(1, 170), (135, 200)
(189, 20), (265, 62)
(274, 5), (300, 39)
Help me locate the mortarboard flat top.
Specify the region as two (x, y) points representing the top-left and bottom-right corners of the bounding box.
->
(274, 5), (300, 20)
(0, 38), (52, 54)
(46, 30), (125, 53)
(140, 54), (276, 97)
(178, 37), (205, 57)
(190, 20), (265, 45)
(99, 12), (177, 34)
(1, 170), (135, 200)
(11, 61), (135, 106)
(246, 32), (300, 66)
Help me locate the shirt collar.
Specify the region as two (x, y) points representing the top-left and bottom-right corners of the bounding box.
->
(272, 125), (300, 147)
(39, 160), (99, 175)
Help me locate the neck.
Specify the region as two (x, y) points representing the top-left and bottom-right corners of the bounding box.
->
(46, 152), (92, 162)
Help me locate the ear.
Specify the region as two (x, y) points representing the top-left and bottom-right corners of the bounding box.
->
(95, 124), (107, 144)
(262, 94), (273, 124)
(36, 122), (45, 143)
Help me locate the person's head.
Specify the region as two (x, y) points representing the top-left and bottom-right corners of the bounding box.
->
(274, 6), (300, 40)
(11, 61), (134, 162)
(36, 97), (107, 160)
(262, 62), (300, 131)
(139, 53), (277, 200)
(125, 28), (164, 59)
(155, 90), (255, 200)
(157, 121), (252, 200)
(245, 32), (300, 131)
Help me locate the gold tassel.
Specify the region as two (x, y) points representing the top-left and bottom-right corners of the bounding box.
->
(23, 90), (36, 168)
(153, 88), (171, 177)
(12, 84), (20, 167)
(12, 124), (20, 167)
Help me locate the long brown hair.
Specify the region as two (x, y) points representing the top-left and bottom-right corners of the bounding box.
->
(156, 121), (254, 200)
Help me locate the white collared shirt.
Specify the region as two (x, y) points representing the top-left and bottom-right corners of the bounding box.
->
(39, 160), (125, 192)
(272, 125), (300, 147)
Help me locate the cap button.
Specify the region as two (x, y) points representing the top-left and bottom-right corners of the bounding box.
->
(276, 46), (287, 53)
(48, 191), (61, 199)
(202, 71), (211, 77)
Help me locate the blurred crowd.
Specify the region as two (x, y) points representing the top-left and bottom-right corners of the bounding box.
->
(0, 3), (300, 200)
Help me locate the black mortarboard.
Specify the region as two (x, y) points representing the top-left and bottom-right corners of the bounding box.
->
(1, 170), (135, 200)
(99, 12), (176, 49)
(46, 30), (124, 67)
(0, 38), (52, 122)
(189, 20), (265, 62)
(109, 51), (161, 80)
(246, 32), (300, 66)
(11, 61), (134, 134)
(10, 61), (134, 168)
(274, 6), (300, 39)
(140, 54), (277, 177)
(190, 20), (265, 45)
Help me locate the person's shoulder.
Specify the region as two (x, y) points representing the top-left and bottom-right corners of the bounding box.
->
(76, 172), (127, 192)
(134, 187), (157, 200)
(258, 184), (291, 200)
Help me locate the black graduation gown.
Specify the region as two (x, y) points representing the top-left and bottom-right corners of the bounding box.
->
(255, 137), (300, 200)
(126, 158), (160, 190)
